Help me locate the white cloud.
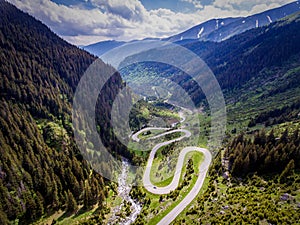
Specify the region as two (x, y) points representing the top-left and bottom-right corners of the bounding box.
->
(90, 0), (147, 21)
(213, 0), (294, 14)
(180, 0), (204, 9)
(7, 0), (295, 45)
(7, 0), (202, 45)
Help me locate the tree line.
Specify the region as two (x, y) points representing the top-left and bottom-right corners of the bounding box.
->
(225, 129), (300, 177)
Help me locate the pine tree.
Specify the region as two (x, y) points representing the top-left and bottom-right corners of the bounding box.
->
(84, 183), (92, 209)
(279, 160), (295, 183)
(35, 192), (44, 218)
(242, 154), (250, 175)
(267, 130), (276, 146)
(67, 191), (78, 213)
(280, 129), (289, 144)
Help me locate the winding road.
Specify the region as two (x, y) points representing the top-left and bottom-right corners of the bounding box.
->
(132, 116), (212, 225)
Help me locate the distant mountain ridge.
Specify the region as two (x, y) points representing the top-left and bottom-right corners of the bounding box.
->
(166, 1), (300, 42)
(164, 17), (242, 42)
(83, 40), (126, 57)
(84, 1), (300, 56)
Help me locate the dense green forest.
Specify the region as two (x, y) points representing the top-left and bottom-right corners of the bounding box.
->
(0, 1), (126, 223)
(225, 129), (300, 177)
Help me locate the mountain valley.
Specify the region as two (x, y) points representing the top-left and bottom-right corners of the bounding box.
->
(0, 1), (300, 225)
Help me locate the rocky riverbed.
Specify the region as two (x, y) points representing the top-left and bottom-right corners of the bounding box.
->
(108, 159), (142, 225)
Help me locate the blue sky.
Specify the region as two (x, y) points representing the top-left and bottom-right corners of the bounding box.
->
(141, 0), (199, 12)
(8, 0), (294, 45)
(52, 0), (204, 12)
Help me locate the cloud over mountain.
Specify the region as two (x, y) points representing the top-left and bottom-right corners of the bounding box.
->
(7, 0), (294, 45)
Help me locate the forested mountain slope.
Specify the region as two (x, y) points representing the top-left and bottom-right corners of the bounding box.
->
(190, 12), (300, 89)
(0, 1), (123, 223)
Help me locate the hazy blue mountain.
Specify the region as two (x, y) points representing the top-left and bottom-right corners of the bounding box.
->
(83, 40), (126, 56)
